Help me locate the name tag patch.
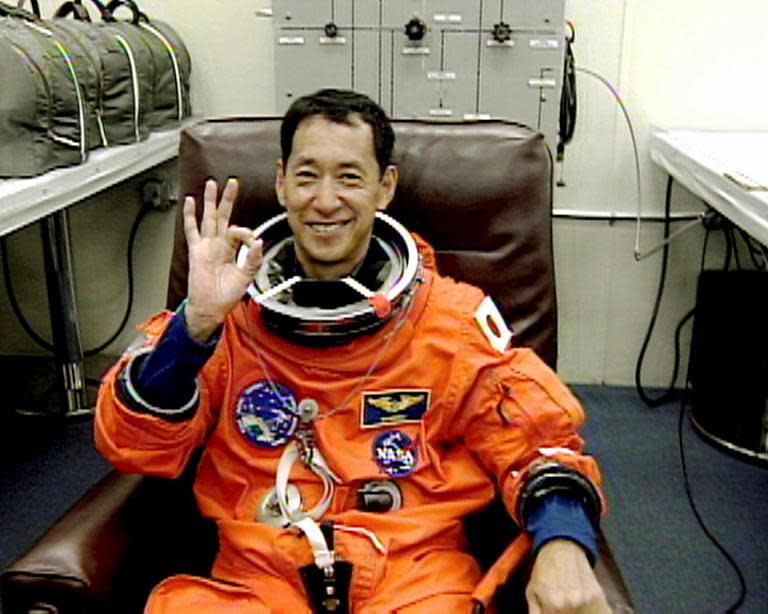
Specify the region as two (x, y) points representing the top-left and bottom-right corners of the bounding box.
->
(361, 389), (430, 428)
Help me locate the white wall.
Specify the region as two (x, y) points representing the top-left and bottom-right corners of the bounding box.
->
(1, 0), (765, 387)
(621, 0), (768, 132)
(553, 0), (767, 384)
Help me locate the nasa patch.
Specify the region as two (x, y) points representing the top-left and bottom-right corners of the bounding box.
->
(373, 430), (419, 478)
(235, 381), (299, 448)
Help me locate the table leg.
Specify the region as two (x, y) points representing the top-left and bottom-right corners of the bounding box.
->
(40, 210), (92, 416)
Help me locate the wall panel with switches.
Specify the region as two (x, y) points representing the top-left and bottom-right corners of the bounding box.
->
(272, 0), (566, 150)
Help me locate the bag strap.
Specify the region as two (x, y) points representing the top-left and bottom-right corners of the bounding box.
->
(0, 0), (36, 18)
(104, 0), (141, 24)
(53, 0), (92, 21)
(76, 0), (117, 22)
(15, 0), (40, 17)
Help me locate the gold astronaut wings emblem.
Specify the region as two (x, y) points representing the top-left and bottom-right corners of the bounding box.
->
(367, 394), (425, 413)
(361, 389), (431, 428)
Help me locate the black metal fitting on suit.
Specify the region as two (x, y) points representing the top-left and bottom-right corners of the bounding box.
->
(517, 462), (602, 527)
(357, 480), (403, 512)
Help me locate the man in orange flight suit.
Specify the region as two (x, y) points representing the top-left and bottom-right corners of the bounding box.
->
(95, 89), (610, 613)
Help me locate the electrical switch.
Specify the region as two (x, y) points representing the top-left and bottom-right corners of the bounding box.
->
(492, 22), (512, 44)
(404, 17), (426, 42)
(324, 22), (338, 38)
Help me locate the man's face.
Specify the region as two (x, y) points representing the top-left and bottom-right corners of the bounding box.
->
(275, 115), (397, 280)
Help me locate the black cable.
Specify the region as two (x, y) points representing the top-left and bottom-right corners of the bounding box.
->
(634, 176), (681, 407)
(676, 223), (748, 612)
(723, 223), (733, 271)
(555, 22), (577, 187)
(667, 226), (711, 384)
(737, 227), (766, 271)
(678, 390), (747, 612)
(726, 225), (741, 271)
(1, 203), (151, 357)
(634, 181), (731, 408)
(1, 236), (54, 352)
(557, 21), (577, 156)
(83, 203), (151, 356)
(700, 226), (711, 272)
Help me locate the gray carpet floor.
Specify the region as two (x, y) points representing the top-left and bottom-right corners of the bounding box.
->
(1, 384), (766, 613)
(575, 385), (767, 614)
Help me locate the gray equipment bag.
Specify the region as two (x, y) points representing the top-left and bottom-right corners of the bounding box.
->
(47, 20), (110, 149)
(54, 0), (154, 144)
(137, 18), (193, 127)
(0, 0), (191, 178)
(0, 4), (90, 177)
(49, 2), (153, 146)
(106, 0), (192, 129)
(8, 7), (107, 150)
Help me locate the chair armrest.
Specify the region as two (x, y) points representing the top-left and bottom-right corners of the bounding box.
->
(595, 530), (635, 612)
(466, 497), (635, 612)
(471, 530), (633, 613)
(1, 469), (218, 614)
(2, 471), (633, 613)
(1, 471), (144, 614)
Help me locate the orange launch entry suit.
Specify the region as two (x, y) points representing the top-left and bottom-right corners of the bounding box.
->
(95, 241), (603, 612)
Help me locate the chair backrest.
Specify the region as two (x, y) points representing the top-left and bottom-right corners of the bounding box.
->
(172, 118), (558, 367)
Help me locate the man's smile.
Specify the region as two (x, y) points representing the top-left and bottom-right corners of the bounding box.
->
(305, 220), (352, 234)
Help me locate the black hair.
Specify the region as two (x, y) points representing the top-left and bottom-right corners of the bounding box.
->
(280, 89), (395, 175)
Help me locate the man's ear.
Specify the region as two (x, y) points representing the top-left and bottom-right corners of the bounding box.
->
(275, 159), (286, 207)
(377, 165), (398, 211)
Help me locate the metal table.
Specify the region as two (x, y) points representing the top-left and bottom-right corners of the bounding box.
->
(650, 129), (768, 247)
(651, 129), (768, 463)
(0, 127), (183, 415)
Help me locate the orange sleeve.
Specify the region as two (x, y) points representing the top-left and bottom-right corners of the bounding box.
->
(457, 345), (605, 526)
(94, 311), (228, 478)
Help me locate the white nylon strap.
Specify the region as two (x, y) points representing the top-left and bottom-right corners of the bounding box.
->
(306, 444), (342, 484)
(295, 516), (335, 571)
(276, 442), (337, 522)
(335, 524), (388, 555)
(275, 442), (388, 568)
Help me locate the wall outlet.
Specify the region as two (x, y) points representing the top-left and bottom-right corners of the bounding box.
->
(141, 178), (175, 211)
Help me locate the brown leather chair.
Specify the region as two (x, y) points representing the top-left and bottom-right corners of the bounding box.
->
(1, 118), (634, 613)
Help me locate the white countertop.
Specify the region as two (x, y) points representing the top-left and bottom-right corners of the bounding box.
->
(650, 129), (768, 246)
(0, 127), (183, 237)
